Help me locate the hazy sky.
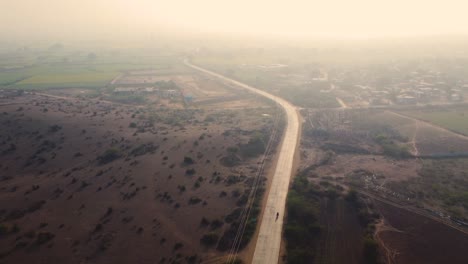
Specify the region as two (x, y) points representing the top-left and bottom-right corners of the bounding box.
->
(1, 0), (468, 40)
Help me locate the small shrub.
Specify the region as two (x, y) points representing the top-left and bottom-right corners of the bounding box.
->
(97, 149), (121, 164)
(186, 168), (196, 175)
(210, 219), (224, 230)
(183, 156), (194, 165)
(188, 197), (202, 205)
(200, 233), (219, 247)
(173, 242), (183, 251)
(200, 217), (210, 227)
(36, 232), (55, 245)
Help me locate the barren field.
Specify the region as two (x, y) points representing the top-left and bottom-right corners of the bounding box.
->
(314, 197), (366, 264)
(314, 154), (421, 182)
(0, 83), (280, 264)
(400, 107), (468, 136)
(358, 110), (468, 156)
(296, 107), (468, 263)
(375, 200), (468, 264)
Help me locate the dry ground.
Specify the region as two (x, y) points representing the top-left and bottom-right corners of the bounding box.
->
(297, 107), (468, 264)
(374, 200), (468, 264)
(0, 79), (278, 264)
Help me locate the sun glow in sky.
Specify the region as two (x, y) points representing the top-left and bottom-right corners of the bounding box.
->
(1, 0), (468, 39)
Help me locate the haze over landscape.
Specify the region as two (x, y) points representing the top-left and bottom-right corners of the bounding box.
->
(3, 0), (468, 39)
(1, 1), (468, 264)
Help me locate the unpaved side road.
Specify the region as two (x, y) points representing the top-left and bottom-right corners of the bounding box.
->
(184, 60), (300, 264)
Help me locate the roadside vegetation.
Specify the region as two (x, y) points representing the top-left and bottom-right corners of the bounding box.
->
(387, 158), (468, 220)
(285, 175), (381, 264)
(284, 176), (321, 263)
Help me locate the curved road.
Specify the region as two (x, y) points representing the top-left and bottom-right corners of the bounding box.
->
(184, 60), (300, 264)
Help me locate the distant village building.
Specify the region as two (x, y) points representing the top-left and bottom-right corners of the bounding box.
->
(0, 89), (24, 98)
(450, 93), (463, 102)
(158, 89), (180, 98)
(143, 87), (157, 93)
(396, 95), (417, 105)
(114, 87), (159, 94)
(114, 87), (138, 93)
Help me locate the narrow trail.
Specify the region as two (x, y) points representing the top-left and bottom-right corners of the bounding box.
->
(110, 73), (123, 85)
(409, 120), (420, 157)
(387, 110), (468, 141)
(374, 218), (400, 264)
(336, 97), (348, 108)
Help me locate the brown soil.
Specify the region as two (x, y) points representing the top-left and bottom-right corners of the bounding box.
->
(375, 200), (468, 264)
(315, 198), (365, 264)
(315, 154), (421, 182)
(0, 88), (277, 264)
(300, 107), (468, 264)
(385, 111), (468, 156)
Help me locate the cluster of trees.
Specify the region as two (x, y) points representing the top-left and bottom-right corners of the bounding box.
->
(284, 176), (321, 263)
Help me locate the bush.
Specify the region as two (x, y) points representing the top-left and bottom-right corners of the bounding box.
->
(0, 224), (8, 236)
(36, 232), (55, 245)
(200, 233), (219, 247)
(374, 133), (410, 159)
(287, 248), (315, 264)
(131, 143), (158, 156)
(210, 219), (224, 230)
(189, 197), (202, 205)
(284, 176), (321, 263)
(200, 217), (210, 227)
(48, 125), (62, 133)
(345, 189), (359, 204)
(220, 154), (241, 167)
(97, 149), (121, 164)
(363, 237), (380, 264)
(178, 185), (186, 192)
(186, 168), (196, 175)
(239, 133), (267, 158)
(173, 242), (183, 251)
(183, 156), (194, 165)
(225, 208), (242, 223)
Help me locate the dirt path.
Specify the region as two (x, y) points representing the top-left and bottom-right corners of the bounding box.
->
(408, 120), (420, 156)
(387, 110), (468, 141)
(110, 73), (123, 85)
(374, 219), (400, 264)
(336, 97), (348, 108)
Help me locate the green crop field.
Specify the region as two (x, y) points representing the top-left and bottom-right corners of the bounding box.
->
(0, 51), (184, 89)
(18, 72), (118, 85)
(401, 109), (468, 135)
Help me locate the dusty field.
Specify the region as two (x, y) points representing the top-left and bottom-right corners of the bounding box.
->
(116, 75), (174, 85)
(400, 106), (468, 136)
(299, 107), (468, 263)
(0, 90), (278, 264)
(314, 154), (421, 182)
(375, 200), (468, 264)
(369, 111), (468, 156)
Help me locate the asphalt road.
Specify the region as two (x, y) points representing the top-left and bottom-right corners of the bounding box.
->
(184, 60), (300, 264)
